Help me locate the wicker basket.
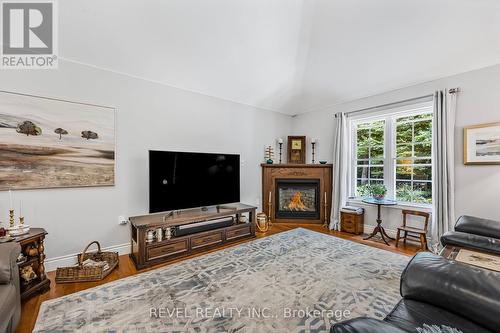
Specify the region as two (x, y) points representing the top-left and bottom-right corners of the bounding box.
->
(55, 241), (119, 283)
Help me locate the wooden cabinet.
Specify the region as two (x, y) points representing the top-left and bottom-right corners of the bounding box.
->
(130, 204), (256, 269)
(341, 212), (364, 235)
(15, 228), (50, 300)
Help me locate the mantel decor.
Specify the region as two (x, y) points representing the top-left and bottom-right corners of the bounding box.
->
(311, 138), (317, 164)
(264, 146), (274, 164)
(0, 90), (115, 190)
(277, 138), (283, 164)
(464, 122), (500, 164)
(287, 136), (306, 164)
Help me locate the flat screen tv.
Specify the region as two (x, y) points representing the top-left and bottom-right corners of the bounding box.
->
(149, 150), (240, 213)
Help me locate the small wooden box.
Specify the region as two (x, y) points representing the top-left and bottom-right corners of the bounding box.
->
(341, 211), (364, 235)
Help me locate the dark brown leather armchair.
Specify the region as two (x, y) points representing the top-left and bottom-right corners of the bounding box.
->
(0, 242), (21, 333)
(331, 252), (500, 333)
(441, 215), (500, 255)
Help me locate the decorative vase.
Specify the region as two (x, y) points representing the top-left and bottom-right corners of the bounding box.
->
(373, 194), (385, 200)
(266, 159), (273, 164)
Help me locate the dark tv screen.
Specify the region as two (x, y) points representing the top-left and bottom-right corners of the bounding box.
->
(149, 151), (240, 213)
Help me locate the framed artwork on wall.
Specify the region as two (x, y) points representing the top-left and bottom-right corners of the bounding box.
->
(464, 122), (500, 165)
(0, 90), (115, 190)
(287, 136), (306, 164)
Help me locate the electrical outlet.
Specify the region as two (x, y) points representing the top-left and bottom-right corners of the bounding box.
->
(118, 215), (128, 225)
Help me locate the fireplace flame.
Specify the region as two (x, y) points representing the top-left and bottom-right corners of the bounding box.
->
(288, 192), (307, 211)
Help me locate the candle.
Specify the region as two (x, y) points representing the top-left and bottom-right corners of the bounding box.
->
(311, 138), (317, 144)
(9, 190), (13, 210)
(19, 200), (22, 217)
(278, 138), (283, 144)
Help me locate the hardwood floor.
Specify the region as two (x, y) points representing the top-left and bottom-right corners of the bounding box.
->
(16, 224), (420, 333)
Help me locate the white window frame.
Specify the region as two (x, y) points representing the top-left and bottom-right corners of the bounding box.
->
(348, 101), (434, 208)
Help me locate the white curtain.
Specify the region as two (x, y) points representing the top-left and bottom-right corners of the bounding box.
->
(430, 89), (457, 252)
(330, 112), (349, 230)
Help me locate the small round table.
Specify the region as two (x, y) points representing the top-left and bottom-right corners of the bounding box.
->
(362, 197), (397, 245)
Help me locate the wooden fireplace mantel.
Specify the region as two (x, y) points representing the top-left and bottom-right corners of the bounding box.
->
(261, 163), (333, 225)
(260, 163), (333, 168)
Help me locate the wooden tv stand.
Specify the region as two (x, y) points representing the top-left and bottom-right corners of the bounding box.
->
(129, 203), (256, 269)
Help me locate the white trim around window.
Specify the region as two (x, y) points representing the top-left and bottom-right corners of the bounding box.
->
(348, 101), (434, 208)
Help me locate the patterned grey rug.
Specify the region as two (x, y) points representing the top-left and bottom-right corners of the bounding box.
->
(34, 228), (410, 333)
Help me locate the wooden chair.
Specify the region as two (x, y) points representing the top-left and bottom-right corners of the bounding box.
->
(395, 210), (430, 251)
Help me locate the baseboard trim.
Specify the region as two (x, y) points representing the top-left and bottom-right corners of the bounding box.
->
(45, 242), (130, 272)
(363, 224), (397, 238)
(363, 224), (430, 247)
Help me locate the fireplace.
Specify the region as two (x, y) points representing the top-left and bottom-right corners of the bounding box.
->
(275, 179), (320, 219)
(262, 163), (332, 224)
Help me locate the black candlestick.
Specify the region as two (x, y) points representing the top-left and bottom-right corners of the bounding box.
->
(279, 142), (283, 164)
(311, 142), (316, 164)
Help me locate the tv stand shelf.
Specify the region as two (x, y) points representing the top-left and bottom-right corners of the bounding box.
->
(129, 203), (256, 269)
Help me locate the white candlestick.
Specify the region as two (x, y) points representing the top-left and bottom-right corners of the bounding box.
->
(311, 138), (317, 144)
(19, 200), (22, 217)
(278, 138), (283, 144)
(9, 190), (13, 210)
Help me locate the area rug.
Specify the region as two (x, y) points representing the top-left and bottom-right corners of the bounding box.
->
(34, 228), (410, 333)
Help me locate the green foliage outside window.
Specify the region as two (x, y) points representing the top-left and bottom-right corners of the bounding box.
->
(396, 183), (431, 204)
(395, 113), (433, 204)
(356, 184), (372, 197)
(355, 120), (385, 197)
(354, 112), (433, 205)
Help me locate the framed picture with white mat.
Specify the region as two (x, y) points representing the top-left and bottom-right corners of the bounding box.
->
(464, 122), (500, 165)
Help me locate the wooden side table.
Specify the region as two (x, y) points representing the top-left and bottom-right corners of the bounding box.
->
(15, 228), (50, 300)
(362, 197), (397, 245)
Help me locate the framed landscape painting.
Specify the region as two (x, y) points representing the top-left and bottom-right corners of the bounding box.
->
(464, 122), (500, 165)
(0, 91), (115, 190)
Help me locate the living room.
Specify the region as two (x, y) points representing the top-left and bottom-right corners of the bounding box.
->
(0, 1), (499, 333)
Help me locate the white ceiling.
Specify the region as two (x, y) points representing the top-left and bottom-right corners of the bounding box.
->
(60, 0), (500, 115)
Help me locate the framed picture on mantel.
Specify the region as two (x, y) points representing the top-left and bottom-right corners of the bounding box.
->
(464, 122), (500, 165)
(287, 136), (306, 164)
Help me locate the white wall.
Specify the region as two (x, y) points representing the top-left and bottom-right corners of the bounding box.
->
(2, 59), (499, 264)
(0, 60), (292, 267)
(292, 64), (500, 231)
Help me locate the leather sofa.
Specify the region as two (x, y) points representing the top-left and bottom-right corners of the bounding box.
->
(0, 242), (21, 333)
(441, 215), (500, 255)
(331, 252), (500, 333)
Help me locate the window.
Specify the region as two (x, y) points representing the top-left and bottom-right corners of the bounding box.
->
(355, 120), (385, 197)
(350, 102), (433, 206)
(395, 114), (432, 203)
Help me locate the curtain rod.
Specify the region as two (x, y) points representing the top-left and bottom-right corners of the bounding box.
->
(341, 88), (459, 117)
(344, 94), (433, 117)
